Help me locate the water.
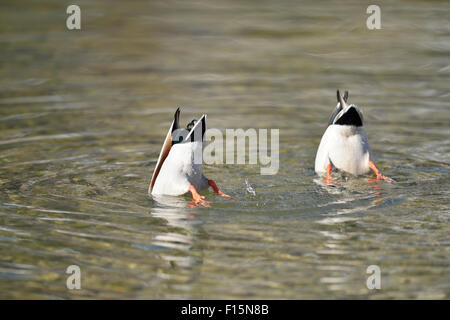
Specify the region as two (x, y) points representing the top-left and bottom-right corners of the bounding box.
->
(0, 0), (449, 299)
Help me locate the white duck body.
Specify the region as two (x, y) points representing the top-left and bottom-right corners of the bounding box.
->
(315, 90), (373, 176)
(315, 124), (372, 176)
(151, 140), (208, 196)
(149, 109), (209, 196)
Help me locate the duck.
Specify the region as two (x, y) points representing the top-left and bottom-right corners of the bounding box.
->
(315, 90), (394, 183)
(149, 108), (231, 206)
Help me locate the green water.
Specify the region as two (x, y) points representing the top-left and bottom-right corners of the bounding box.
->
(0, 0), (449, 299)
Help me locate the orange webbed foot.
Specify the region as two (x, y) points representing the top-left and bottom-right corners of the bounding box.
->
(208, 180), (233, 199)
(188, 199), (210, 208)
(218, 191), (233, 199)
(188, 185), (210, 208)
(324, 176), (338, 185)
(369, 161), (395, 183)
(324, 164), (338, 185)
(376, 174), (396, 183)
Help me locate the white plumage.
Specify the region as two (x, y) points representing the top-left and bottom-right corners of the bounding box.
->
(315, 124), (372, 176)
(151, 140), (208, 196)
(149, 109), (208, 196)
(315, 90), (374, 177)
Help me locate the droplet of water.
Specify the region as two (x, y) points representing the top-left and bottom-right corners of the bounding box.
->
(245, 178), (256, 196)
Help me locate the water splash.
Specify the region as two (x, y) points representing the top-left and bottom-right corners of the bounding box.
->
(245, 178), (256, 196)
